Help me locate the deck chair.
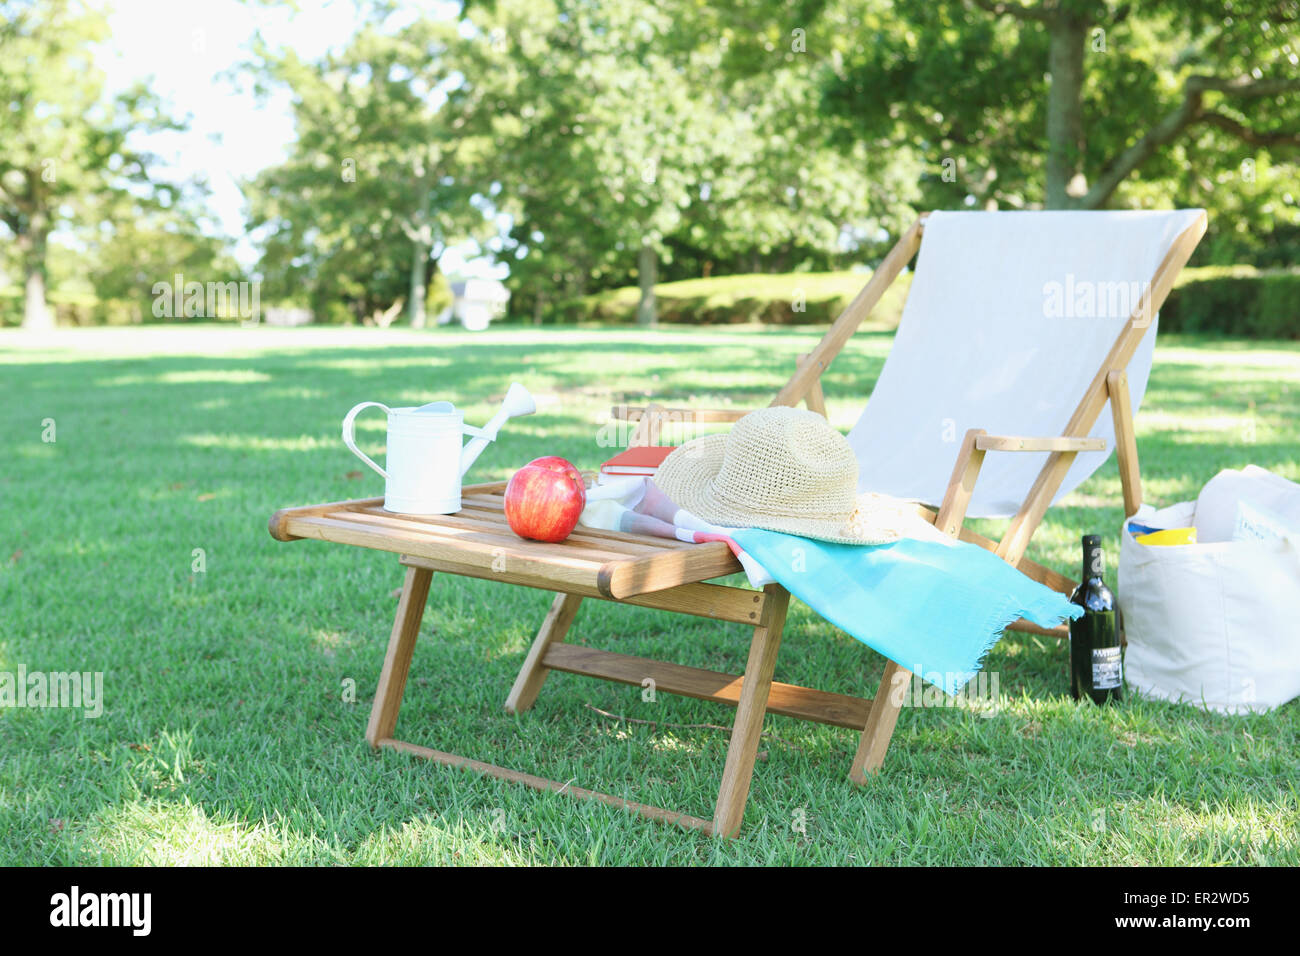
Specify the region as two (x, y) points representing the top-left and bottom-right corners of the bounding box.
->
(270, 209), (1207, 837)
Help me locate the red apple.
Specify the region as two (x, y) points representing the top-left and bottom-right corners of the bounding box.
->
(504, 456), (587, 542)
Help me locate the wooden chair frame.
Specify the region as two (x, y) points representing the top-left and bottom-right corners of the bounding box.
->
(271, 211), (1206, 838)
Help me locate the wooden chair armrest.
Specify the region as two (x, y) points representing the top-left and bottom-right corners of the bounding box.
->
(974, 435), (1106, 452)
(935, 429), (1102, 537)
(614, 403), (750, 447)
(617, 346), (828, 431)
(612, 405), (749, 424)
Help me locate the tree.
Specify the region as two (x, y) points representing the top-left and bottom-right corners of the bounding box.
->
(467, 0), (918, 324)
(974, 0), (1299, 209)
(78, 200), (241, 324)
(811, 0), (1300, 215)
(0, 0), (179, 329)
(463, 0), (725, 326)
(248, 14), (495, 326)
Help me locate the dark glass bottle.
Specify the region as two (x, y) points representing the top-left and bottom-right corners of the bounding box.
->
(1069, 534), (1123, 704)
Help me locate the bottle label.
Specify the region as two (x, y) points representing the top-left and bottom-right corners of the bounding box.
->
(1092, 646), (1122, 690)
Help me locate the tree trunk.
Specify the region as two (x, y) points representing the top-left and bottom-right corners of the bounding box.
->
(19, 212), (52, 330)
(407, 238), (429, 329)
(636, 242), (657, 327)
(1045, 13), (1089, 209)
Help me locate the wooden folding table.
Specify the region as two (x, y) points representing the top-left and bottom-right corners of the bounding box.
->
(268, 482), (861, 836)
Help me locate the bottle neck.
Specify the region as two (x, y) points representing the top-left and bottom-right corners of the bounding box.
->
(1082, 542), (1105, 582)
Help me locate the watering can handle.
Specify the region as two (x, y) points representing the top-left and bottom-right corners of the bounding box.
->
(342, 402), (391, 480)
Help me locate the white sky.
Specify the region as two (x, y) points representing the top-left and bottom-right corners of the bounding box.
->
(97, 0), (501, 277)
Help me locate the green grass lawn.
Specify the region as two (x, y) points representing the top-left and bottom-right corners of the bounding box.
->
(2, 323), (1297, 865)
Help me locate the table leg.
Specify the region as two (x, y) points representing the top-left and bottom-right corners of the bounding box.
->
(365, 565), (433, 747)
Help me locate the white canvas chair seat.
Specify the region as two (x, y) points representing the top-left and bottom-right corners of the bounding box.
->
(848, 209), (1207, 518)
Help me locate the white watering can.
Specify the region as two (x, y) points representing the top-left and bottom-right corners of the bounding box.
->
(342, 382), (536, 515)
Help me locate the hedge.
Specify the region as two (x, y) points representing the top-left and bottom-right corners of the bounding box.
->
(0, 287), (264, 327)
(0, 288), (113, 327)
(1159, 266), (1300, 338)
(560, 271), (912, 328)
(1, 270), (454, 328)
(7, 264), (1298, 338)
(559, 265), (1300, 338)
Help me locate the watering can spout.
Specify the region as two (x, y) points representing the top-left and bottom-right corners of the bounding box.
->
(460, 382), (537, 478)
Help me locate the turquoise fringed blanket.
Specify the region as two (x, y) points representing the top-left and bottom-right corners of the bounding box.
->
(730, 529), (1082, 695)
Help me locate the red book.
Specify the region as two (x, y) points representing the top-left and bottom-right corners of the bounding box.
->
(599, 445), (677, 476)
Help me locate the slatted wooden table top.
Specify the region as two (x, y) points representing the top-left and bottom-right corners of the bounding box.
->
(269, 482), (743, 600)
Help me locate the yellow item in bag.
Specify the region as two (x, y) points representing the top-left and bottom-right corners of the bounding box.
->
(1136, 527), (1198, 546)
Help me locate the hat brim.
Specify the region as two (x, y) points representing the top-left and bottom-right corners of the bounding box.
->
(655, 434), (905, 546)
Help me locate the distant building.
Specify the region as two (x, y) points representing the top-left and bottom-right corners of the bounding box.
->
(435, 278), (510, 331)
(264, 306), (314, 327)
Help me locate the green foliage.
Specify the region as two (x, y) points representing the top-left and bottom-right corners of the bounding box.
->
(77, 209), (245, 325)
(244, 0), (920, 324)
(1162, 266), (1300, 338)
(765, 0), (1300, 263)
(426, 269), (453, 320)
(8, 0), (1296, 328)
(0, 0), (232, 328)
(0, 287), (97, 327)
(551, 264), (1300, 339)
(558, 270), (912, 327)
(0, 0), (213, 328)
(1, 203), (246, 327)
(247, 15), (497, 326)
(465, 0), (919, 319)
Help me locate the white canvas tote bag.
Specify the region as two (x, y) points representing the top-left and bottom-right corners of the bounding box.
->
(1119, 482), (1300, 714)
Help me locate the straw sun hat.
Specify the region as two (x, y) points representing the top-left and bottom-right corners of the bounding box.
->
(654, 406), (907, 545)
